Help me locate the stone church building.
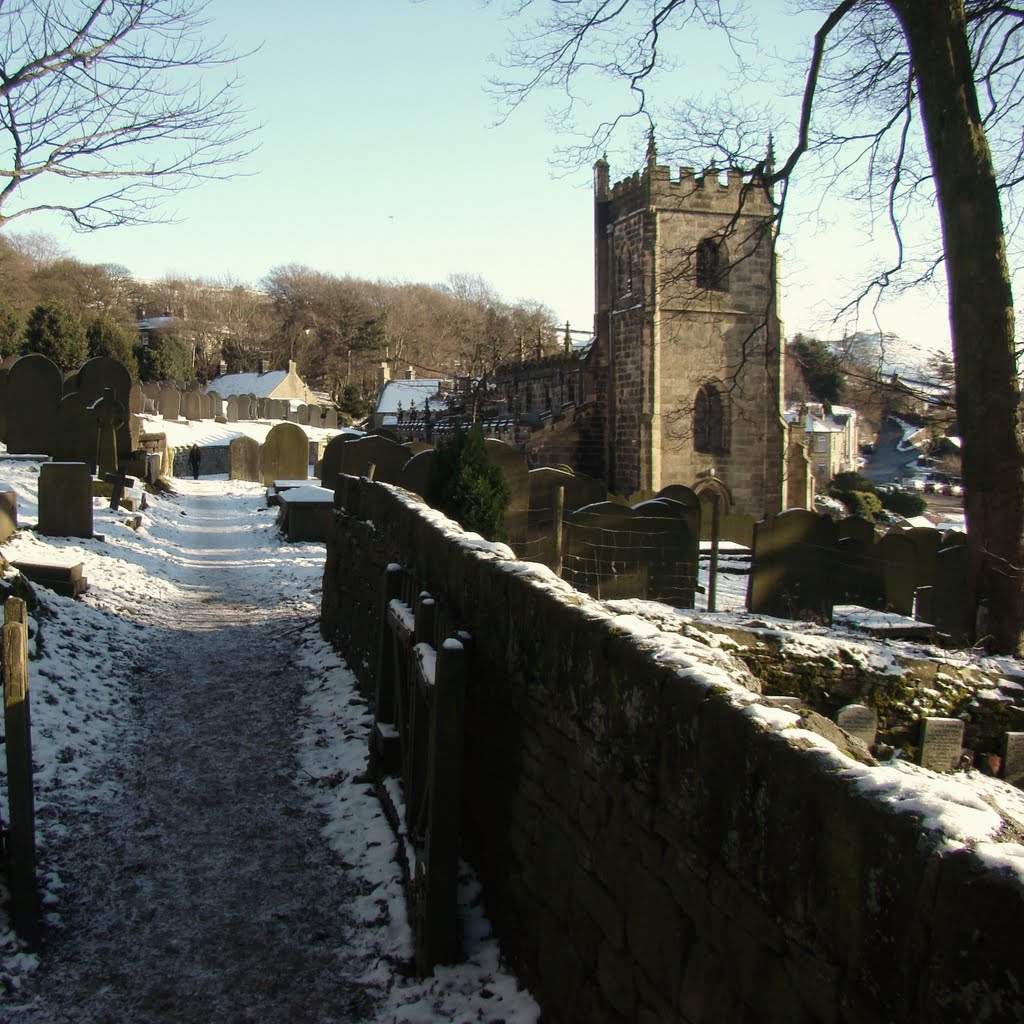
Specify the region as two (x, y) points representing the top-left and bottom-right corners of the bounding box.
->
(588, 142), (788, 517)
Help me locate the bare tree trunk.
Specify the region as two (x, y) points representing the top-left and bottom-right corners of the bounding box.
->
(890, 0), (1024, 653)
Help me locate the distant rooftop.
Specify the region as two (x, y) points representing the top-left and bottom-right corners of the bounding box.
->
(206, 369), (289, 399)
(376, 378), (447, 419)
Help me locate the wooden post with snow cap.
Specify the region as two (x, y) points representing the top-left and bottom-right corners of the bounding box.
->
(418, 633), (467, 972)
(3, 596), (38, 943)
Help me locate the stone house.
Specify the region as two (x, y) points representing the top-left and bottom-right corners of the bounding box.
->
(786, 403), (859, 487)
(204, 359), (314, 404)
(370, 364), (451, 430)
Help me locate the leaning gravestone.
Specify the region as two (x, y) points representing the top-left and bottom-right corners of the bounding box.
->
(229, 435), (262, 483)
(1002, 733), (1024, 786)
(38, 462), (93, 538)
(52, 394), (98, 472)
(919, 717), (965, 773)
(6, 354), (63, 455)
(837, 704), (878, 749)
(339, 434), (411, 485)
(261, 422), (309, 485)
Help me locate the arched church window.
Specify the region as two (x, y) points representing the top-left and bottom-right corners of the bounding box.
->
(694, 383), (725, 453)
(696, 237), (728, 291)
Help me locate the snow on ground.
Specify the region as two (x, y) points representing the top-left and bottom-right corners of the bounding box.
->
(0, 454), (539, 1021)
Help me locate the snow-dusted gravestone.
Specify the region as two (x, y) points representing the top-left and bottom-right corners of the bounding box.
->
(919, 717), (965, 773)
(837, 704), (878, 748)
(1002, 732), (1024, 786)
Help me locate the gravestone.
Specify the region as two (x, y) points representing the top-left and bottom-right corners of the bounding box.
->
(564, 501), (646, 600)
(229, 435), (262, 483)
(143, 382), (161, 400)
(76, 356), (131, 406)
(206, 391), (223, 418)
(919, 717), (965, 773)
(633, 497), (700, 607)
(322, 408), (338, 430)
(6, 354), (63, 455)
(931, 544), (973, 647)
(261, 422), (309, 485)
(52, 394), (98, 472)
(484, 438), (529, 547)
(876, 531), (918, 616)
(38, 462), (93, 538)
(0, 366), (8, 441)
(837, 704), (878, 748)
(307, 404), (321, 427)
(747, 509), (838, 622)
(1002, 732), (1024, 786)
(0, 483), (17, 543)
(398, 448), (435, 499)
(182, 391), (202, 421)
(339, 434), (411, 485)
(293, 404), (309, 426)
(159, 387), (181, 420)
(319, 432), (360, 491)
(226, 397), (239, 423)
(89, 389), (126, 477)
(129, 382), (145, 416)
(835, 518), (885, 609)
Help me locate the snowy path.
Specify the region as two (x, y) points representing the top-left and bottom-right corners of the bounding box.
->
(5, 484), (380, 1023)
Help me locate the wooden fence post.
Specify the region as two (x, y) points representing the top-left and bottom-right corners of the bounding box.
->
(3, 597), (38, 943)
(419, 636), (467, 971)
(552, 485), (565, 577)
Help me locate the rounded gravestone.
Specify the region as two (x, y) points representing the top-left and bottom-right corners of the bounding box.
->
(77, 356), (132, 407)
(6, 354), (63, 455)
(52, 393), (99, 471)
(262, 422), (309, 485)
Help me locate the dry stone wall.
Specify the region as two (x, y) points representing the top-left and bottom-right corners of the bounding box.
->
(321, 475), (1024, 1024)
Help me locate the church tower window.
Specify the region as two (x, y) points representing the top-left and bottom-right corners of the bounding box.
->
(696, 237), (728, 291)
(694, 383), (726, 452)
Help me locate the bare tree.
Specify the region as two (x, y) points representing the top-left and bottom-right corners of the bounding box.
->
(493, 0), (1024, 654)
(0, 0), (256, 231)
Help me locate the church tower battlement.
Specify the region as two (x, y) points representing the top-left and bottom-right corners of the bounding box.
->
(591, 141), (786, 516)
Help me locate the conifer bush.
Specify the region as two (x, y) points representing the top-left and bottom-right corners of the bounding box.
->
(427, 425), (511, 542)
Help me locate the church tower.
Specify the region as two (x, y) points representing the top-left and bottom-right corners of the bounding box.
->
(592, 140), (786, 516)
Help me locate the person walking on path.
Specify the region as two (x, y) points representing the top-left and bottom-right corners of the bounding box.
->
(188, 444), (202, 479)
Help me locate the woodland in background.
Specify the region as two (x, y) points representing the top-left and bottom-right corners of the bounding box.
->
(0, 233), (561, 418)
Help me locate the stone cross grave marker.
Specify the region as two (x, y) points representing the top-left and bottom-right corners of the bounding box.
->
(89, 388), (126, 478)
(919, 717), (965, 773)
(837, 704), (878, 748)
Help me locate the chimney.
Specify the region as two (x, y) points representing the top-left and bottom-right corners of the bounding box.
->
(288, 359), (298, 376)
(217, 359), (227, 378)
(404, 366), (416, 381)
(378, 362), (391, 389)
(257, 358), (266, 374)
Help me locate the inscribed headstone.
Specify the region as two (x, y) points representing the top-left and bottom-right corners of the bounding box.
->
(339, 434), (411, 485)
(322, 408), (338, 430)
(837, 704), (878, 748)
(919, 717), (965, 773)
(226, 397), (239, 423)
(182, 391), (202, 421)
(159, 387), (181, 420)
(1002, 732), (1024, 786)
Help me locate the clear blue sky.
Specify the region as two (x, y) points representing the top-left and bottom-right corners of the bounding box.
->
(14, 0), (956, 361)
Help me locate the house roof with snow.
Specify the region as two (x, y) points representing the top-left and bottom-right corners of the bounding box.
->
(375, 379), (448, 424)
(205, 360), (312, 402)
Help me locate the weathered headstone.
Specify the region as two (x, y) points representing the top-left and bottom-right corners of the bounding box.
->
(0, 483), (17, 543)
(398, 448), (435, 498)
(319, 432), (360, 491)
(129, 382), (145, 416)
(747, 509), (838, 622)
(1002, 733), (1024, 786)
(932, 544), (973, 647)
(206, 391), (223, 418)
(261, 422), (309, 485)
(293, 404), (309, 426)
(38, 462), (93, 538)
(182, 391), (202, 421)
(339, 434), (411, 485)
(322, 408), (338, 430)
(484, 438), (529, 548)
(199, 392), (212, 420)
(229, 435), (262, 483)
(76, 356), (131, 407)
(837, 704), (878, 748)
(159, 386), (181, 420)
(52, 394), (98, 472)
(5, 354), (63, 455)
(919, 717), (965, 773)
(835, 517), (885, 609)
(226, 396), (239, 423)
(306, 404), (321, 427)
(89, 388), (126, 478)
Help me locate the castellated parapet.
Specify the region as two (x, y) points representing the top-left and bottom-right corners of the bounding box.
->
(601, 162), (775, 217)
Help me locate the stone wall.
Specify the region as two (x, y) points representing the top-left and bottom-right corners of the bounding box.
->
(321, 475), (1024, 1024)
